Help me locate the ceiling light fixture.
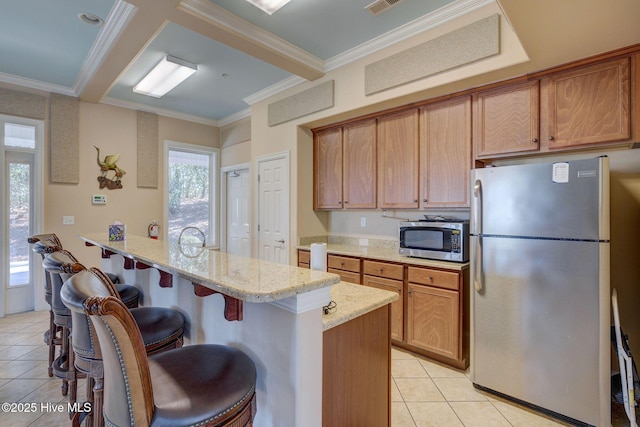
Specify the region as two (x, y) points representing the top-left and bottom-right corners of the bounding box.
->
(133, 55), (197, 98)
(78, 13), (104, 26)
(245, 0), (291, 15)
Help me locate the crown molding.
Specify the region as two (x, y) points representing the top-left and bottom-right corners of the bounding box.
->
(102, 96), (220, 126)
(74, 0), (138, 95)
(0, 72), (76, 97)
(325, 0), (495, 72)
(242, 74), (306, 106)
(218, 108), (251, 127)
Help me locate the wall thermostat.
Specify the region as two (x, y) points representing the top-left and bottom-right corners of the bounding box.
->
(92, 194), (107, 205)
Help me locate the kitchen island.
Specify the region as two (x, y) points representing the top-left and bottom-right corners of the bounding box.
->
(79, 233), (397, 427)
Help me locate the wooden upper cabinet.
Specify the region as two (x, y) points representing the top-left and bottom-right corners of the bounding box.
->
(378, 109), (419, 209)
(343, 120), (377, 209)
(543, 57), (631, 149)
(420, 97), (472, 208)
(474, 80), (540, 158)
(313, 127), (343, 209)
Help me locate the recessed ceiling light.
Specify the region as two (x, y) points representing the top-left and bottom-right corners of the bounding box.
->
(78, 13), (104, 26)
(245, 0), (291, 15)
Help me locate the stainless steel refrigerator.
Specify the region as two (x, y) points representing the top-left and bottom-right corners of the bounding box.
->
(470, 157), (610, 426)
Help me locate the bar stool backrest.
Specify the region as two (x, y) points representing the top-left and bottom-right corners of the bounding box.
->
(62, 268), (154, 427)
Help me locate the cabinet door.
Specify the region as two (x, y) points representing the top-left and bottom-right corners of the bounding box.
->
(474, 80), (540, 158)
(407, 283), (459, 359)
(363, 275), (404, 341)
(343, 120), (377, 209)
(420, 97), (472, 208)
(378, 109), (419, 208)
(544, 57), (630, 149)
(314, 127), (343, 209)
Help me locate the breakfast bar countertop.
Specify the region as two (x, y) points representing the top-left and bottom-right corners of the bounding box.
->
(323, 281), (398, 331)
(80, 233), (341, 303)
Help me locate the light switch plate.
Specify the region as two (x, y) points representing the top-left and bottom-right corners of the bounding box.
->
(63, 216), (74, 225)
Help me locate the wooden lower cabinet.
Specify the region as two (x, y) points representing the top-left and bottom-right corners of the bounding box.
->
(407, 283), (459, 360)
(298, 249), (310, 268)
(323, 305), (390, 427)
(363, 275), (403, 341)
(298, 248), (469, 368)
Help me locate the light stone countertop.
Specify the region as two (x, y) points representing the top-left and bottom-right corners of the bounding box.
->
(322, 281), (398, 331)
(80, 233), (340, 303)
(298, 243), (469, 271)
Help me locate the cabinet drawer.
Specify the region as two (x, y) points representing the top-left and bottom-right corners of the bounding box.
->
(328, 268), (361, 285)
(408, 267), (459, 291)
(363, 260), (404, 280)
(298, 250), (310, 264)
(328, 255), (361, 273)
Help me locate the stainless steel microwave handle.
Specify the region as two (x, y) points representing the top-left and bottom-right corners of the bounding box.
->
(472, 180), (483, 293)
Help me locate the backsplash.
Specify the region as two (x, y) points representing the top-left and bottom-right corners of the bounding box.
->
(299, 235), (398, 250)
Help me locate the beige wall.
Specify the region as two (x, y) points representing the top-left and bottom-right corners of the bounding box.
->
(44, 102), (218, 266)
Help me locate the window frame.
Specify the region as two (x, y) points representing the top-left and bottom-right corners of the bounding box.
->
(163, 140), (220, 248)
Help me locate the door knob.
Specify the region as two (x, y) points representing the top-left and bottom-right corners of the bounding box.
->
(276, 239), (285, 244)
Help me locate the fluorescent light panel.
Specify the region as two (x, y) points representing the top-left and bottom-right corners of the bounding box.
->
(245, 0), (291, 15)
(133, 55), (197, 98)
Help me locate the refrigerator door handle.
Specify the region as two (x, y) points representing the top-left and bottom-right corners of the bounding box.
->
(473, 179), (483, 293)
(474, 236), (483, 293)
(472, 179), (482, 235)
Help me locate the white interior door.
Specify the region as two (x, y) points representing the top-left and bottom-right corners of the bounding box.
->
(257, 153), (289, 264)
(226, 168), (250, 257)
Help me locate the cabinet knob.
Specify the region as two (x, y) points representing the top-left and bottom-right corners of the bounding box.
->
(428, 276), (433, 281)
(344, 201), (348, 204)
(408, 290), (412, 296)
(397, 288), (402, 293)
(423, 199), (428, 203)
(549, 135), (555, 141)
(379, 268), (384, 273)
(532, 138), (538, 143)
(414, 199), (418, 203)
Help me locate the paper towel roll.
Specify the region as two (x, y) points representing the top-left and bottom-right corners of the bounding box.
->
(310, 243), (327, 272)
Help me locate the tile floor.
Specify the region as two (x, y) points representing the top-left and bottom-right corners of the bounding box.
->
(0, 310), (634, 426)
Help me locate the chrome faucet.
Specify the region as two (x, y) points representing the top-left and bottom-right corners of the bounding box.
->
(178, 226), (206, 247)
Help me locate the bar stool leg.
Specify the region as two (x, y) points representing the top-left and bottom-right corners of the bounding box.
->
(85, 376), (95, 427)
(93, 377), (104, 427)
(60, 327), (69, 396)
(47, 310), (56, 377)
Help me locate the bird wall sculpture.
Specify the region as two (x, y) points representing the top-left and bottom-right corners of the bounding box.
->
(95, 145), (126, 189)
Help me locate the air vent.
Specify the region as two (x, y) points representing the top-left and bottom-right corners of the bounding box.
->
(365, 0), (405, 16)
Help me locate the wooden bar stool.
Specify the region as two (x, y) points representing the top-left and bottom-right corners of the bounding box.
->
(30, 235), (140, 388)
(27, 233), (63, 378)
(47, 255), (185, 427)
(62, 267), (257, 427)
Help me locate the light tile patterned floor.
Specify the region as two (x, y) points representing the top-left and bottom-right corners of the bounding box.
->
(0, 311), (634, 426)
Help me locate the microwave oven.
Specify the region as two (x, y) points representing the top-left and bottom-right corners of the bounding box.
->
(399, 220), (469, 262)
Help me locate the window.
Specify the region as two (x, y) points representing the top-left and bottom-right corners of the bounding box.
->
(164, 141), (219, 247)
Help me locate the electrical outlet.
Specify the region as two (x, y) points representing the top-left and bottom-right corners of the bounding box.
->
(359, 238), (369, 247)
(360, 217), (366, 227)
(63, 216), (74, 225)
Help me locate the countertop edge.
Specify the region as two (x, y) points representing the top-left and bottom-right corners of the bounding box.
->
(322, 281), (398, 331)
(298, 244), (469, 271)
